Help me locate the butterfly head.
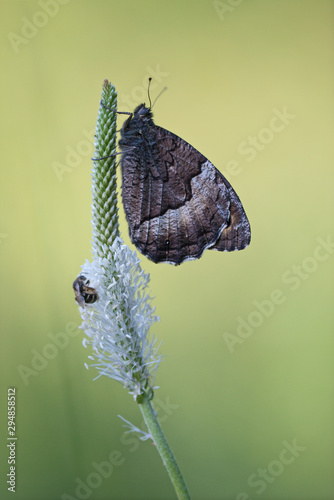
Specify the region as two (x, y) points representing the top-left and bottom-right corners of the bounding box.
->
(121, 104), (154, 137)
(133, 104), (154, 122)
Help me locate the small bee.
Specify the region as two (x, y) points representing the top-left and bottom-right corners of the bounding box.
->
(73, 275), (99, 307)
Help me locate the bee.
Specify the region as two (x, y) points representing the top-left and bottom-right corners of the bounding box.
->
(73, 275), (99, 307)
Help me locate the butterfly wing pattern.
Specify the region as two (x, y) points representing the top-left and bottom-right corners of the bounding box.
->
(119, 104), (251, 265)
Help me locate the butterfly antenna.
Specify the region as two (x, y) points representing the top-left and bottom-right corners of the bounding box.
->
(147, 77), (153, 109)
(151, 86), (167, 109)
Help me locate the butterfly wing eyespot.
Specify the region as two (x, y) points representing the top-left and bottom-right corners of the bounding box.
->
(119, 106), (251, 264)
(208, 176), (251, 252)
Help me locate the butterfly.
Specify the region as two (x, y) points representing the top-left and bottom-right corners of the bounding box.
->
(116, 101), (251, 265)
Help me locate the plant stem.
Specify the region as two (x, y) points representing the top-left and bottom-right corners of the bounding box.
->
(139, 393), (191, 500)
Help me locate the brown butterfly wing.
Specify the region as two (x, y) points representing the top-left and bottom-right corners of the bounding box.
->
(121, 124), (250, 264)
(209, 179), (251, 252)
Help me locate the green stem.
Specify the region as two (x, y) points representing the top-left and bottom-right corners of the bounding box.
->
(139, 393), (191, 500)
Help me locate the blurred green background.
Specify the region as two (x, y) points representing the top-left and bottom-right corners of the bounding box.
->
(0, 1), (333, 499)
